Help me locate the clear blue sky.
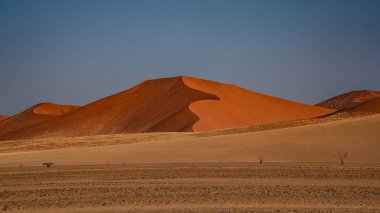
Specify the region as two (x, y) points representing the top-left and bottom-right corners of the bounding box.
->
(1, 0), (379, 115)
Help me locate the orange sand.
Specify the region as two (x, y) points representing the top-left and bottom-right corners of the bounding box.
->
(0, 115), (7, 122)
(0, 103), (79, 137)
(183, 76), (333, 131)
(0, 76), (334, 140)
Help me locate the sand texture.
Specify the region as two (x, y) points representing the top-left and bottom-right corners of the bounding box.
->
(0, 163), (379, 212)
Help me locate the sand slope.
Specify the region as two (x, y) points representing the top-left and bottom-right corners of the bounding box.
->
(0, 115), (7, 121)
(183, 76), (333, 131)
(0, 114), (379, 166)
(0, 76), (333, 140)
(0, 103), (79, 137)
(317, 90), (380, 110)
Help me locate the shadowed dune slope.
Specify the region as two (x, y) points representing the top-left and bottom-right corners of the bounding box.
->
(182, 76), (334, 131)
(0, 103), (79, 137)
(0, 115), (7, 121)
(0, 76), (334, 140)
(317, 90), (380, 110)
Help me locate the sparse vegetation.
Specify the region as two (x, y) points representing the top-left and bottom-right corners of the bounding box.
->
(1, 163), (379, 212)
(42, 162), (54, 168)
(258, 155), (264, 164)
(335, 152), (349, 166)
(121, 161), (127, 166)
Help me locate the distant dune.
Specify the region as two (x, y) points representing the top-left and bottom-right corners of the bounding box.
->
(0, 76), (333, 140)
(317, 90), (380, 110)
(349, 97), (380, 113)
(0, 115), (7, 121)
(0, 103), (79, 137)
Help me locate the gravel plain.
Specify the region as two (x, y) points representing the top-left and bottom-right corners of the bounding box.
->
(0, 163), (379, 212)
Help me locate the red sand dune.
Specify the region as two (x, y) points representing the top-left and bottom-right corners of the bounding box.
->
(182, 77), (334, 131)
(317, 90), (380, 110)
(0, 115), (8, 122)
(0, 103), (79, 137)
(0, 76), (333, 140)
(348, 97), (380, 113)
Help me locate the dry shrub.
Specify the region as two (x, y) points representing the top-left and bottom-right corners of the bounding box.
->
(42, 162), (54, 168)
(334, 152), (349, 165)
(258, 155), (264, 164)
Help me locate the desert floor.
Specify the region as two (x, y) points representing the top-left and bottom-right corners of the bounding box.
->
(0, 115), (379, 212)
(1, 163), (379, 212)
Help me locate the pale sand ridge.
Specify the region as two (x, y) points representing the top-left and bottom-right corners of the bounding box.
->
(0, 114), (378, 167)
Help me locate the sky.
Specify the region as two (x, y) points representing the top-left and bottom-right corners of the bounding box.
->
(0, 0), (379, 115)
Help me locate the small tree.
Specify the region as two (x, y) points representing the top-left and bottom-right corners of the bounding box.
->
(43, 162), (54, 168)
(335, 152), (349, 166)
(258, 155), (264, 165)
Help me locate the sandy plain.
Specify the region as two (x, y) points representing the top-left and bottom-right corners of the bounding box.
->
(1, 163), (379, 212)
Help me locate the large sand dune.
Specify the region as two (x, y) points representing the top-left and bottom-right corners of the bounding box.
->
(0, 103), (79, 137)
(0, 76), (333, 140)
(317, 90), (380, 110)
(1, 114), (379, 167)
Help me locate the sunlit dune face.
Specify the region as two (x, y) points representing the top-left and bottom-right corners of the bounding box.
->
(182, 76), (334, 131)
